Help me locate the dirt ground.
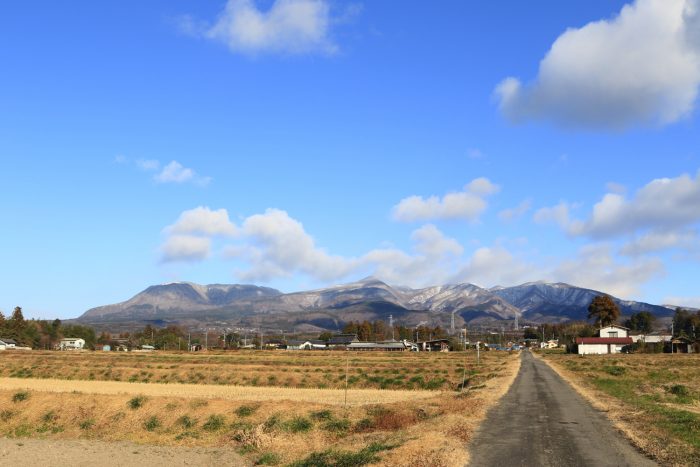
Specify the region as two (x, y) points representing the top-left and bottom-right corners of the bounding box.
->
(0, 437), (248, 466)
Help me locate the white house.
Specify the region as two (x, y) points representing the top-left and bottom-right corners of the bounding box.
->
(576, 325), (633, 355)
(59, 338), (86, 350)
(0, 338), (17, 350)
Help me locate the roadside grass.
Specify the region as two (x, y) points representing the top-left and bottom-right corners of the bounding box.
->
(542, 353), (700, 465)
(0, 349), (520, 466)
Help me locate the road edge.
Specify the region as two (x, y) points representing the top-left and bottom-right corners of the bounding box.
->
(462, 351), (523, 466)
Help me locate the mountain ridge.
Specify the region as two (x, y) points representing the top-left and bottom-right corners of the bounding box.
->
(76, 279), (675, 331)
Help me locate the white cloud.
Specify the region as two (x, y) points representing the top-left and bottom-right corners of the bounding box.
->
(166, 206), (238, 237)
(154, 161), (211, 186)
(160, 235), (211, 262)
(361, 225), (464, 286)
(392, 177), (500, 222)
(620, 229), (698, 255)
(499, 199), (532, 222)
(496, 0), (700, 129)
(158, 206), (667, 298)
(570, 171), (700, 237)
(137, 159), (160, 171)
(552, 244), (664, 298)
(203, 0), (337, 55)
(234, 208), (356, 281)
(453, 246), (535, 288)
(533, 201), (573, 230)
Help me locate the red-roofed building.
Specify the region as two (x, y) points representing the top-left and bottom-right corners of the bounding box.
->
(576, 325), (632, 355)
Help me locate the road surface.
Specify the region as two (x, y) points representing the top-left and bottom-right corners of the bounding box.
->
(468, 351), (657, 467)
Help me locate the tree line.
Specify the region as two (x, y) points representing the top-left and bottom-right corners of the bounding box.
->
(0, 306), (96, 349)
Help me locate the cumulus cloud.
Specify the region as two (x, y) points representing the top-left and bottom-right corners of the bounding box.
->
(197, 0), (338, 55)
(569, 171), (700, 238)
(496, 0), (700, 129)
(392, 178), (500, 222)
(499, 199), (532, 222)
(453, 246), (535, 288)
(533, 201), (573, 230)
(137, 159), (160, 171)
(155, 161), (211, 186)
(620, 229), (699, 255)
(233, 208), (355, 281)
(160, 235), (212, 262)
(158, 206), (667, 298)
(166, 206), (238, 237)
(552, 244), (664, 298)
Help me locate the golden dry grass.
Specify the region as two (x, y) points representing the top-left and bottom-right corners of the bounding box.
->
(0, 349), (521, 466)
(537, 352), (700, 467)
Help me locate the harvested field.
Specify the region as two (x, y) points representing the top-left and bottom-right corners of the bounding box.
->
(539, 352), (700, 467)
(0, 377), (435, 406)
(0, 350), (469, 390)
(0, 349), (520, 466)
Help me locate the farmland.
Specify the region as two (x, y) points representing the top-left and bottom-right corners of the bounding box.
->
(539, 353), (700, 466)
(0, 350), (519, 466)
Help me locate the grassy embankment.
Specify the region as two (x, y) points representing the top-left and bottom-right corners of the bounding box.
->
(0, 350), (520, 466)
(539, 353), (700, 466)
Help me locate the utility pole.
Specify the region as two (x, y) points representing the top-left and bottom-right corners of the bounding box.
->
(389, 315), (394, 340)
(222, 328), (227, 349)
(205, 330), (208, 351)
(451, 311), (455, 335)
(188, 333), (191, 352)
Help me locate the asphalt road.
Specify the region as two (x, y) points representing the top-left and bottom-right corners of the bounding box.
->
(468, 351), (657, 467)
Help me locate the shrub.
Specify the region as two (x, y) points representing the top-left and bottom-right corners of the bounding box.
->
(669, 384), (690, 397)
(12, 391), (29, 403)
(177, 415), (197, 429)
(144, 416), (161, 432)
(263, 414), (281, 431)
(203, 414), (226, 432)
(284, 416), (313, 433)
(324, 418), (351, 434)
(1, 410), (15, 421)
(128, 395), (146, 409)
(236, 405), (257, 417)
(42, 411), (58, 423)
(79, 419), (95, 430)
(289, 442), (396, 467)
(255, 452), (281, 465)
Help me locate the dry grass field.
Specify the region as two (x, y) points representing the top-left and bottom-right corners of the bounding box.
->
(539, 352), (700, 467)
(0, 350), (480, 390)
(0, 350), (520, 466)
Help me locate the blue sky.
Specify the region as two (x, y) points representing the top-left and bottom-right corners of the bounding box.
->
(2, 0), (700, 319)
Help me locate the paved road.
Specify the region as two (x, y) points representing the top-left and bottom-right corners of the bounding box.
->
(468, 351), (657, 467)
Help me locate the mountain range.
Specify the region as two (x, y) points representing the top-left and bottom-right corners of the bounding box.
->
(76, 278), (676, 333)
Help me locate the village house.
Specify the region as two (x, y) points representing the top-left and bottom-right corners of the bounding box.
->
(416, 338), (450, 352)
(576, 325), (633, 355)
(59, 338), (86, 350)
(327, 334), (360, 348)
(346, 340), (418, 352)
(0, 338), (17, 350)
